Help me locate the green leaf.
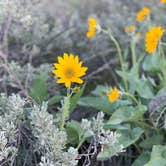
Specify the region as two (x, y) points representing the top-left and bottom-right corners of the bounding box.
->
(139, 134), (164, 150)
(97, 149), (114, 161)
(117, 127), (144, 148)
(144, 145), (166, 166)
(142, 55), (162, 73)
(47, 95), (63, 105)
(107, 105), (147, 125)
(78, 96), (116, 114)
(78, 96), (131, 115)
(135, 78), (154, 99)
(91, 85), (108, 97)
(104, 123), (131, 130)
(66, 120), (83, 145)
(66, 120), (93, 147)
(30, 72), (48, 103)
(97, 127), (144, 161)
(132, 152), (150, 166)
(69, 84), (86, 113)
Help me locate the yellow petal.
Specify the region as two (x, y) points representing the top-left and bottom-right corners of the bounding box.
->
(53, 63), (61, 69)
(65, 81), (71, 88)
(63, 53), (68, 60)
(72, 78), (83, 84)
(58, 56), (64, 64)
(52, 70), (63, 77)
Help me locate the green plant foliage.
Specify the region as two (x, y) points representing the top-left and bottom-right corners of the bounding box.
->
(78, 96), (115, 114)
(144, 145), (166, 166)
(142, 54), (162, 73)
(66, 120), (83, 145)
(107, 105), (147, 125)
(132, 152), (150, 166)
(48, 95), (63, 105)
(30, 72), (48, 103)
(69, 84), (86, 113)
(139, 134), (164, 150)
(117, 127), (144, 148)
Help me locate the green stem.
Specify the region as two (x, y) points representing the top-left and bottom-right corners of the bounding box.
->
(60, 88), (71, 129)
(131, 41), (136, 66)
(134, 143), (142, 154)
(103, 28), (128, 91)
(123, 92), (139, 105)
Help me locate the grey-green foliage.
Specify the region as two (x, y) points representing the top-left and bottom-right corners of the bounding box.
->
(80, 112), (124, 160)
(29, 102), (78, 166)
(0, 93), (25, 163)
(0, 0), (52, 38)
(5, 61), (51, 90)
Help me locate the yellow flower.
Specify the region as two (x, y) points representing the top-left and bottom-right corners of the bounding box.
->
(145, 26), (164, 54)
(160, 0), (166, 3)
(108, 87), (120, 103)
(125, 25), (136, 33)
(136, 7), (150, 22)
(52, 53), (88, 88)
(86, 17), (97, 38)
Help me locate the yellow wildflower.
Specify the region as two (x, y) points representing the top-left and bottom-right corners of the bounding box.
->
(52, 53), (88, 88)
(108, 87), (120, 103)
(145, 26), (164, 54)
(125, 25), (136, 33)
(160, 0), (166, 3)
(86, 17), (97, 38)
(136, 7), (150, 22)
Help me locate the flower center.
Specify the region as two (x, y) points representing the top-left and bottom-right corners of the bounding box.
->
(65, 68), (74, 78)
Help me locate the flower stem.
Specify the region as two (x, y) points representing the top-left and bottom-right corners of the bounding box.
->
(130, 41), (136, 66)
(60, 88), (71, 129)
(103, 28), (128, 91)
(122, 92), (139, 105)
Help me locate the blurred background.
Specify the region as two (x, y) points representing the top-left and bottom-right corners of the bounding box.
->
(1, 0), (166, 96)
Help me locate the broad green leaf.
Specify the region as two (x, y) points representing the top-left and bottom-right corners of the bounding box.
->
(132, 152), (150, 166)
(91, 85), (108, 97)
(97, 148), (115, 161)
(97, 127), (144, 161)
(30, 72), (48, 103)
(78, 96), (115, 114)
(104, 123), (131, 130)
(117, 127), (144, 148)
(78, 96), (131, 115)
(66, 120), (83, 145)
(66, 120), (93, 147)
(144, 145), (166, 166)
(69, 84), (86, 113)
(135, 79), (154, 99)
(47, 95), (63, 105)
(107, 105), (147, 125)
(142, 55), (161, 73)
(139, 134), (164, 150)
